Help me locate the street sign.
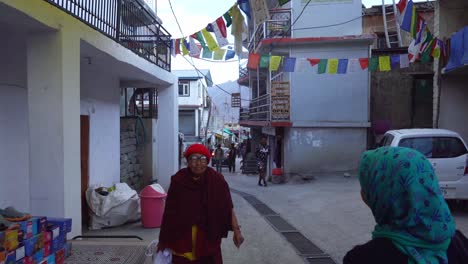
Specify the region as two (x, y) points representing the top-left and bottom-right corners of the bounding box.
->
(231, 93), (241, 107)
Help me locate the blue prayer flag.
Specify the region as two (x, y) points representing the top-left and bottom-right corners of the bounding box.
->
(225, 50), (236, 60)
(283, 57), (296, 72)
(391, 55), (400, 69)
(237, 0), (251, 18)
(338, 59), (348, 74)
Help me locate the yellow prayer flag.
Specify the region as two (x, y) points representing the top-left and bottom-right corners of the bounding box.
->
(181, 38), (189, 55)
(327, 59), (338, 74)
(269, 56), (282, 71)
(213, 49), (226, 60)
(379, 56), (391, 71)
(201, 29), (219, 52)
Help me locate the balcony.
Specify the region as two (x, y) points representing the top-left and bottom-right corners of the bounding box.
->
(248, 9), (291, 52)
(44, 0), (171, 71)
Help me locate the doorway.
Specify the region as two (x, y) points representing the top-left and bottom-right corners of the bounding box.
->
(80, 115), (90, 226)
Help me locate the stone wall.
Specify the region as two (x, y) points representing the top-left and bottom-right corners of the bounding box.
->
(120, 120), (143, 191)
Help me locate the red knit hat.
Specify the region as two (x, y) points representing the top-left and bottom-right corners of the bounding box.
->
(184, 144), (211, 162)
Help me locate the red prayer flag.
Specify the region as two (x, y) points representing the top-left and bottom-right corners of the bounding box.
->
(247, 53), (261, 69)
(216, 17), (227, 38)
(307, 58), (321, 66)
(359, 58), (369, 69)
(175, 39), (181, 55)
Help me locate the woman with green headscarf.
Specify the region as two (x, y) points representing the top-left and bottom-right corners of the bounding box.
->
(343, 146), (464, 264)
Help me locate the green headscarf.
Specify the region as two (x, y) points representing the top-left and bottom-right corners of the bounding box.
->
(359, 147), (455, 264)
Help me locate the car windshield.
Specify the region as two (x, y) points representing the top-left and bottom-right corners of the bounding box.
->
(399, 136), (468, 158)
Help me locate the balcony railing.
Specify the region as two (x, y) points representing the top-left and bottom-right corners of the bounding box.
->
(248, 94), (271, 121)
(44, 0), (171, 71)
(248, 9), (291, 52)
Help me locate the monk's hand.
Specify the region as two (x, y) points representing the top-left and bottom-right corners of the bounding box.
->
(233, 229), (244, 248)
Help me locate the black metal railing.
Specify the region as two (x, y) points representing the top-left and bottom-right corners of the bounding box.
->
(248, 9), (291, 52)
(121, 87), (158, 119)
(248, 94), (270, 121)
(239, 107), (250, 122)
(44, 0), (171, 71)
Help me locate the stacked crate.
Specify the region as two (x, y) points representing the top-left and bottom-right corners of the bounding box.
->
(0, 217), (72, 264)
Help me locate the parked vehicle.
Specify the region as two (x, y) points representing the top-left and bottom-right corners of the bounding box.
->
(211, 147), (230, 167)
(378, 129), (468, 200)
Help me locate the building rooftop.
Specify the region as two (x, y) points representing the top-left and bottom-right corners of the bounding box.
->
(173, 69), (213, 87)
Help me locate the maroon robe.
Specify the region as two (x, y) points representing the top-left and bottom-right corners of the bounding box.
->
(158, 167), (233, 262)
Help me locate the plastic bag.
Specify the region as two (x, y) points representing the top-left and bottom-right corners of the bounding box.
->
(145, 240), (172, 264)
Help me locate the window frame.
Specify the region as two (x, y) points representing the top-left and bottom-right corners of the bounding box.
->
(178, 81), (190, 97)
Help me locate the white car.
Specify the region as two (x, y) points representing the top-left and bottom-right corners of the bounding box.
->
(378, 129), (468, 200)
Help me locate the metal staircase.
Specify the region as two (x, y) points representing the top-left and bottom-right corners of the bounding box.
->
(381, 0), (403, 48)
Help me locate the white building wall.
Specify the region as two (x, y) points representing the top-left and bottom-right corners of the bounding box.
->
(0, 32), (29, 211)
(80, 65), (120, 186)
(178, 80), (203, 106)
(291, 0), (362, 38)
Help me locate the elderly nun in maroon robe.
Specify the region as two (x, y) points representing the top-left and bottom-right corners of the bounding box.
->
(158, 144), (244, 264)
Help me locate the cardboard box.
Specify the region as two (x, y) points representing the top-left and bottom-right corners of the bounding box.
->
(23, 249), (43, 264)
(46, 254), (55, 264)
(34, 218), (46, 234)
(54, 249), (64, 264)
(63, 243), (71, 258)
(45, 220), (71, 237)
(2, 229), (19, 252)
(5, 251), (15, 264)
(16, 221), (32, 240)
(23, 233), (43, 257)
(42, 242), (50, 258)
(0, 247), (6, 263)
(43, 227), (58, 244)
(50, 236), (64, 255)
(14, 245), (24, 262)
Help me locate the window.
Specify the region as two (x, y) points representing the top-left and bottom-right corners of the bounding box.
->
(178, 82), (189, 96)
(379, 134), (395, 147)
(399, 137), (468, 158)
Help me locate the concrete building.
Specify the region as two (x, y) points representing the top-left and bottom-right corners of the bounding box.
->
(363, 2), (435, 146)
(239, 0), (372, 178)
(0, 0), (178, 237)
(434, 0), (468, 142)
(174, 69), (212, 143)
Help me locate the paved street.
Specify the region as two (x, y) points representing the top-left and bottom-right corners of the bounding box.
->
(220, 158), (468, 263)
(83, 158), (468, 264)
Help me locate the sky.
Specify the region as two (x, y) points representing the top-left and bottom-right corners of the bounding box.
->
(157, 0), (429, 84)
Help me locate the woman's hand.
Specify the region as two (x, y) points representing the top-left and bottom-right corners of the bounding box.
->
(233, 229), (244, 248)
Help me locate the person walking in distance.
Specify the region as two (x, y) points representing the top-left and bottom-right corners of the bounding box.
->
(256, 136), (270, 187)
(214, 144), (224, 173)
(228, 143), (237, 173)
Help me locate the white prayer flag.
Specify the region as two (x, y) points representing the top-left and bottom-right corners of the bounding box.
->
(212, 22), (229, 48)
(189, 37), (201, 57)
(348, 58), (360, 73)
(400, 54), (410, 68)
(296, 58), (307, 73)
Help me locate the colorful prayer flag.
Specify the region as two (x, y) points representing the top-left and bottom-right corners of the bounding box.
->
(247, 53), (261, 69)
(181, 38), (189, 55)
(225, 50), (236, 60)
(279, 0), (291, 6)
(259, 55), (270, 68)
(269, 56), (282, 71)
(369, 57), (379, 72)
(359, 58), (369, 69)
(296, 58), (307, 73)
(202, 47), (213, 59)
(216, 17), (227, 38)
(213, 49), (226, 60)
(237, 0), (251, 18)
(194, 31), (206, 48)
(337, 59), (348, 74)
(307, 58), (321, 66)
(189, 37), (201, 57)
(318, 59), (328, 74)
(251, 0), (270, 26)
(408, 39), (421, 63)
(379, 56), (391, 71)
(328, 59), (339, 74)
(230, 5), (247, 55)
(283, 57), (296, 72)
(400, 54), (410, 68)
(202, 28), (219, 51)
(348, 59), (360, 73)
(431, 38), (442, 59)
(390, 55), (400, 69)
(223, 11), (232, 28)
(397, 0), (414, 32)
(212, 22), (229, 48)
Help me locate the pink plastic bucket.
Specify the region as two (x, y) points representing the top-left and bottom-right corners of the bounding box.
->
(140, 184), (167, 228)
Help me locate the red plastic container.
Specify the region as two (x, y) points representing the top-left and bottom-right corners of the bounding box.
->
(272, 168), (283, 175)
(140, 184), (167, 228)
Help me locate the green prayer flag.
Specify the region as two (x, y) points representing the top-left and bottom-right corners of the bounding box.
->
(278, 0), (291, 6)
(195, 31), (206, 48)
(223, 12), (232, 27)
(369, 57), (379, 72)
(318, 59), (328, 74)
(259, 55), (270, 68)
(202, 47), (213, 59)
(420, 52), (431, 64)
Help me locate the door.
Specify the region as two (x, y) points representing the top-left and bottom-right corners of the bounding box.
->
(80, 115), (90, 226)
